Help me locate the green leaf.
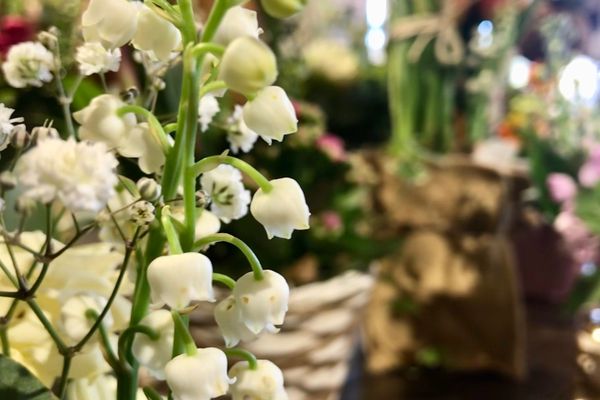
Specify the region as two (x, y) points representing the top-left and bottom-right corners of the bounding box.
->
(0, 355), (57, 399)
(575, 186), (600, 236)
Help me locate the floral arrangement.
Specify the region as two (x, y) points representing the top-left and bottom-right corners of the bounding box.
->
(0, 0), (310, 399)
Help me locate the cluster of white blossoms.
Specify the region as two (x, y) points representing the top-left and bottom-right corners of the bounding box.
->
(0, 0), (310, 399)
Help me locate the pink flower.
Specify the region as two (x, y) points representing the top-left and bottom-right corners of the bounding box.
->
(316, 134), (346, 162)
(579, 146), (600, 188)
(321, 210), (343, 232)
(546, 173), (577, 203)
(554, 207), (600, 267)
(0, 16), (34, 57)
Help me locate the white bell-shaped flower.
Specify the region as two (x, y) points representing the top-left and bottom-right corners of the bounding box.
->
(243, 86), (297, 145)
(165, 347), (233, 400)
(260, 0), (306, 19)
(214, 295), (259, 347)
(147, 253), (215, 310)
(131, 310), (175, 380)
(232, 270), (289, 334)
(73, 94), (137, 152)
(82, 0), (139, 49)
(229, 360), (288, 400)
(250, 178), (310, 239)
(218, 37), (277, 97)
(132, 5), (182, 61)
(213, 6), (262, 46)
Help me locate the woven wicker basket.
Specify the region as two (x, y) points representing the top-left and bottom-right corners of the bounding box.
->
(190, 271), (373, 400)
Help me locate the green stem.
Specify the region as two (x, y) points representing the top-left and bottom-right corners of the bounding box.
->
(200, 0), (230, 42)
(0, 326), (9, 355)
(191, 155), (273, 193)
(178, 0), (198, 44)
(26, 298), (68, 354)
(212, 272), (236, 289)
(118, 325), (160, 368)
(161, 207), (183, 254)
(117, 105), (172, 153)
(200, 80), (226, 98)
(191, 43), (225, 59)
(171, 310), (197, 357)
(86, 309), (120, 371)
(223, 348), (258, 370)
(143, 387), (164, 400)
(194, 233), (264, 280)
(57, 355), (72, 399)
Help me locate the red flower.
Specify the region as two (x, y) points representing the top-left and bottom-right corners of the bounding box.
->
(0, 16), (35, 57)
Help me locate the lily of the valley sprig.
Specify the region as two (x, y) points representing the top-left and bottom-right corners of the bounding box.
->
(0, 0), (308, 399)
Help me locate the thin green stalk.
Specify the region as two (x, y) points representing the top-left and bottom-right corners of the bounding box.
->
(57, 355), (72, 399)
(0, 326), (9, 355)
(86, 310), (120, 371)
(200, 0), (229, 42)
(26, 299), (68, 354)
(200, 80), (226, 98)
(171, 310), (197, 357)
(223, 348), (258, 370)
(194, 233), (264, 280)
(178, 0), (198, 44)
(117, 105), (172, 153)
(212, 272), (235, 289)
(118, 325), (160, 368)
(161, 208), (183, 254)
(191, 155), (273, 193)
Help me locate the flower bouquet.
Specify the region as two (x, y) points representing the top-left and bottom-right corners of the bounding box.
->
(0, 0), (311, 399)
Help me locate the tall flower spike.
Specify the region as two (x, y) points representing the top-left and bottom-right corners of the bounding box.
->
(147, 253), (215, 310)
(214, 295), (259, 347)
(243, 86), (298, 145)
(232, 270), (289, 334)
(250, 178), (310, 239)
(218, 36), (277, 97)
(229, 360), (288, 400)
(165, 348), (234, 400)
(131, 310), (175, 380)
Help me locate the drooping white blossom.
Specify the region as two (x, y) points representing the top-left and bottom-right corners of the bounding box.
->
(198, 94), (220, 132)
(214, 295), (258, 347)
(260, 0), (306, 19)
(75, 42), (121, 76)
(200, 165), (251, 223)
(243, 86), (297, 144)
(218, 36), (277, 96)
(165, 348), (233, 400)
(213, 6), (262, 46)
(1, 41), (54, 88)
(82, 0), (139, 49)
(227, 105), (258, 154)
(147, 253), (215, 310)
(131, 310), (175, 380)
(229, 360), (288, 400)
(232, 270), (289, 334)
(250, 178), (310, 239)
(124, 122), (168, 174)
(15, 138), (118, 212)
(132, 4), (182, 61)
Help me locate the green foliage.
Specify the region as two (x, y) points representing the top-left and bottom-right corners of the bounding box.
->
(576, 186), (600, 236)
(0, 356), (56, 400)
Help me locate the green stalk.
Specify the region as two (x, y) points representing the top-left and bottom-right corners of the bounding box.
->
(223, 348), (258, 370)
(201, 0), (229, 42)
(194, 233), (264, 280)
(212, 272), (236, 289)
(171, 310), (197, 357)
(191, 155), (273, 193)
(117, 105), (172, 153)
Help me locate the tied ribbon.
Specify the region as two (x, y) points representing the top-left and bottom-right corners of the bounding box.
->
(390, 0), (473, 65)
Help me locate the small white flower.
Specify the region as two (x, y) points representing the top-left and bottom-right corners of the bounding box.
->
(250, 178), (309, 239)
(165, 347), (233, 400)
(233, 270), (289, 334)
(213, 6), (262, 46)
(200, 165), (250, 223)
(15, 138), (118, 213)
(73, 94), (137, 152)
(60, 294), (110, 344)
(198, 94), (220, 132)
(131, 310), (175, 380)
(218, 36), (277, 97)
(227, 105), (258, 154)
(82, 0), (139, 49)
(129, 201), (155, 226)
(76, 42), (121, 76)
(260, 0), (306, 19)
(147, 253), (215, 310)
(229, 360), (288, 400)
(243, 86), (297, 145)
(1, 41), (54, 88)
(214, 295), (258, 347)
(132, 5), (182, 61)
(0, 103), (24, 136)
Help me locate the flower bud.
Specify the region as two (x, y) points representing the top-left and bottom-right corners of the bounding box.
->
(132, 5), (182, 61)
(218, 37), (277, 97)
(232, 270), (289, 334)
(213, 6), (262, 46)
(0, 171), (17, 190)
(131, 310), (175, 379)
(31, 125), (59, 142)
(260, 0), (306, 19)
(147, 253), (215, 310)
(250, 178), (310, 239)
(165, 348), (233, 400)
(137, 177), (162, 202)
(10, 124), (30, 149)
(229, 360), (288, 400)
(81, 0), (139, 49)
(243, 86), (297, 144)
(214, 295), (258, 347)
(129, 200), (155, 226)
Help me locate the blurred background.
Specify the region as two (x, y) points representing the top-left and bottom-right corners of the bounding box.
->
(6, 0), (600, 398)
